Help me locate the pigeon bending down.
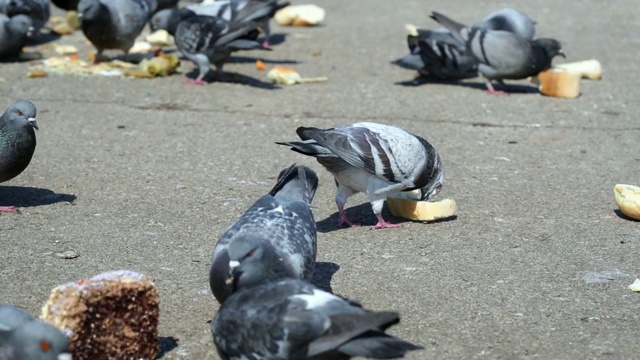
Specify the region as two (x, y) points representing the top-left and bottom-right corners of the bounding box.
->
(175, 14), (269, 84)
(77, 0), (155, 61)
(209, 164), (318, 304)
(212, 278), (423, 359)
(277, 122), (444, 229)
(393, 8), (536, 81)
(0, 304), (70, 360)
(430, 11), (564, 95)
(0, 0), (49, 31)
(0, 100), (37, 213)
(0, 14), (32, 59)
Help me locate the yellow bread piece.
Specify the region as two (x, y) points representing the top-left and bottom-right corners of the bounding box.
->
(386, 197), (456, 221)
(267, 65), (328, 85)
(275, 5), (325, 26)
(614, 184), (640, 220)
(555, 59), (602, 80)
(535, 69), (581, 98)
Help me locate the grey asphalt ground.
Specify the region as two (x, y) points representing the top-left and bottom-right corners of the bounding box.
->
(1, 0), (639, 359)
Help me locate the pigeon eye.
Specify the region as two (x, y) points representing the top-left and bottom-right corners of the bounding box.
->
(245, 250), (254, 257)
(17, 110), (23, 116)
(40, 340), (51, 352)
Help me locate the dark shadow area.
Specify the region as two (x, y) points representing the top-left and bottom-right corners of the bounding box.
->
(310, 262), (340, 293)
(26, 31), (62, 46)
(0, 186), (76, 208)
(262, 32), (288, 47)
(226, 55), (300, 65)
(395, 76), (540, 94)
(157, 336), (179, 359)
(614, 209), (640, 222)
(184, 68), (280, 89)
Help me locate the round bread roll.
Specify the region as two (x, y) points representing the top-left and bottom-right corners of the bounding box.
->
(386, 197), (456, 221)
(614, 184), (640, 220)
(536, 69), (581, 98)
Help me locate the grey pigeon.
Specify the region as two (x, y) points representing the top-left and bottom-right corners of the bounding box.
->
(0, 100), (37, 213)
(393, 8), (536, 81)
(175, 13), (268, 84)
(209, 164), (318, 304)
(277, 122), (444, 229)
(212, 278), (424, 359)
(0, 304), (70, 360)
(77, 0), (156, 61)
(430, 10), (564, 94)
(0, 14), (32, 59)
(0, 0), (49, 31)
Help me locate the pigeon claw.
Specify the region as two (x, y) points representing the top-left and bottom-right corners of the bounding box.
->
(0, 206), (17, 213)
(484, 89), (509, 96)
(186, 79), (208, 86)
(373, 214), (401, 229)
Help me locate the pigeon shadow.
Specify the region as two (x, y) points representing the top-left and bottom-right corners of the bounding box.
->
(614, 209), (640, 222)
(26, 31), (62, 46)
(184, 68), (280, 89)
(262, 32), (288, 47)
(227, 55), (300, 65)
(157, 336), (179, 359)
(316, 202), (458, 233)
(310, 262), (340, 293)
(396, 77), (540, 93)
(0, 186), (76, 208)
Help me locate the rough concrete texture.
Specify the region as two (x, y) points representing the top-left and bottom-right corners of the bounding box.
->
(1, 0), (639, 359)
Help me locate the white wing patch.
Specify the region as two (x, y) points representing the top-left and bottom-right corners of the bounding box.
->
(292, 289), (337, 310)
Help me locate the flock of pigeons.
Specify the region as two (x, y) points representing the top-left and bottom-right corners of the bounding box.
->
(0, 0), (564, 90)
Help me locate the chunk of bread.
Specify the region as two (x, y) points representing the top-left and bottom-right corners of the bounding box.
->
(274, 5), (325, 26)
(41, 270), (160, 360)
(554, 59), (602, 80)
(614, 184), (640, 220)
(535, 69), (581, 98)
(386, 196), (457, 221)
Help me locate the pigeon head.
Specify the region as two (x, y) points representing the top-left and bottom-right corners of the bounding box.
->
(8, 321), (70, 360)
(210, 238), (295, 303)
(535, 38), (565, 59)
(150, 8), (173, 32)
(77, 0), (101, 20)
(420, 167), (444, 201)
(8, 14), (33, 37)
(3, 100), (38, 131)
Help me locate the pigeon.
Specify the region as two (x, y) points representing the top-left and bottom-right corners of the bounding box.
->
(209, 164), (318, 304)
(277, 122), (444, 229)
(77, 0), (156, 61)
(430, 11), (564, 94)
(0, 0), (49, 31)
(175, 14), (268, 84)
(393, 8), (536, 81)
(0, 14), (32, 59)
(0, 304), (70, 360)
(212, 278), (424, 359)
(0, 100), (38, 213)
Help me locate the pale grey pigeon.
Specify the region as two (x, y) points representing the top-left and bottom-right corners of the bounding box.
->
(0, 100), (37, 213)
(0, 304), (70, 360)
(209, 164), (318, 304)
(0, 0), (49, 31)
(430, 11), (564, 94)
(277, 122), (444, 229)
(175, 13), (268, 84)
(0, 14), (32, 59)
(393, 8), (536, 81)
(77, 0), (156, 61)
(212, 278), (424, 359)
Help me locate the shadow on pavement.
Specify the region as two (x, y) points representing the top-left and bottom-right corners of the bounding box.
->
(310, 261), (340, 293)
(0, 186), (76, 208)
(158, 336), (179, 359)
(184, 68), (280, 89)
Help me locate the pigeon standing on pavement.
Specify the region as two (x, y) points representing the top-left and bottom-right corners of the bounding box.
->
(0, 14), (32, 59)
(0, 0), (49, 31)
(212, 278), (424, 359)
(0, 100), (38, 213)
(393, 8), (537, 81)
(0, 304), (70, 360)
(77, 0), (156, 61)
(430, 11), (564, 94)
(175, 14), (268, 84)
(209, 164), (318, 304)
(277, 122), (444, 229)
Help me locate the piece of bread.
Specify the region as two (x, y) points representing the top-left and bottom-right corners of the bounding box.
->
(535, 69), (581, 98)
(386, 196), (456, 221)
(614, 184), (640, 220)
(41, 270), (160, 360)
(554, 59), (602, 80)
(274, 5), (325, 26)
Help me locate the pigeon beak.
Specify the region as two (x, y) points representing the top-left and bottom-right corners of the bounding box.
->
(558, 49), (566, 58)
(209, 250), (235, 304)
(28, 117), (38, 130)
(27, 26), (34, 37)
(57, 353), (72, 360)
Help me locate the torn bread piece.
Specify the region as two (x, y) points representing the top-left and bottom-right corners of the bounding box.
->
(386, 195), (456, 221)
(614, 184), (640, 220)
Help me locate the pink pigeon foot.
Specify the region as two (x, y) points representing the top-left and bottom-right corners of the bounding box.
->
(262, 39), (270, 48)
(372, 214), (401, 230)
(0, 206), (16, 213)
(337, 206), (360, 227)
(186, 79), (208, 85)
(484, 82), (508, 96)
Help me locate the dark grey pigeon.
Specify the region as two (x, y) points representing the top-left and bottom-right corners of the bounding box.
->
(430, 11), (564, 94)
(209, 164), (318, 304)
(77, 0), (156, 61)
(212, 278), (424, 359)
(0, 304), (70, 360)
(277, 122), (444, 229)
(175, 14), (268, 85)
(0, 0), (49, 31)
(0, 100), (37, 213)
(0, 14), (32, 59)
(393, 8), (536, 81)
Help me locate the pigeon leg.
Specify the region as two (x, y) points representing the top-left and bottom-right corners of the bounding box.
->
(484, 80), (508, 96)
(186, 78), (208, 85)
(337, 204), (360, 227)
(0, 206), (16, 213)
(373, 213), (401, 229)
